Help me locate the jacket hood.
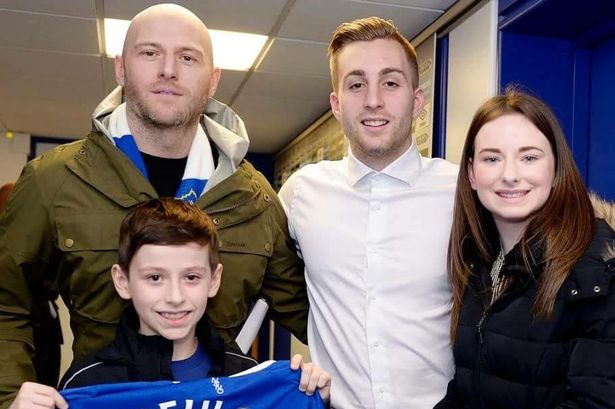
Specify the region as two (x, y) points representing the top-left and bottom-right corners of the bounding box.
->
(91, 86), (249, 169)
(591, 194), (615, 261)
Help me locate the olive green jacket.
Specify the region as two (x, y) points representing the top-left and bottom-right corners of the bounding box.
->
(0, 88), (307, 406)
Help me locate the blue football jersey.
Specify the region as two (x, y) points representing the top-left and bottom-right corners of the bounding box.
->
(61, 360), (325, 409)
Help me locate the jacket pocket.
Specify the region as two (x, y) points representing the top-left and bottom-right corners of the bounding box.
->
(55, 212), (125, 324)
(56, 213), (121, 252)
(55, 212), (129, 358)
(207, 222), (274, 332)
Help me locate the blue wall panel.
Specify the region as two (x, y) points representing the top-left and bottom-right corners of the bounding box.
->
(588, 38), (615, 200)
(570, 49), (591, 180)
(498, 0), (615, 201)
(433, 35), (448, 159)
(499, 32), (575, 144)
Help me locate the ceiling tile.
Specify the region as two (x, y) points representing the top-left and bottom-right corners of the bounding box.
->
(258, 38), (329, 77)
(0, 0), (96, 18)
(241, 71), (331, 99)
(233, 94), (331, 153)
(101, 57), (119, 93)
(1, 106), (92, 138)
(0, 9), (98, 54)
(103, 0), (287, 34)
(0, 47), (102, 83)
(344, 0), (457, 10)
(1, 79), (104, 113)
(279, 0), (444, 43)
(0, 92), (98, 138)
(215, 69), (247, 98)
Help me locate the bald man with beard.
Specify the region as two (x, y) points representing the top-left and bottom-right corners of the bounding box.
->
(0, 5), (308, 408)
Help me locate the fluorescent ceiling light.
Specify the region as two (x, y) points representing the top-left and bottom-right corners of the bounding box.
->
(104, 18), (268, 71)
(104, 18), (131, 58)
(209, 30), (269, 71)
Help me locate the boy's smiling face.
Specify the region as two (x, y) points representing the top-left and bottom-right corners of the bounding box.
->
(112, 242), (222, 358)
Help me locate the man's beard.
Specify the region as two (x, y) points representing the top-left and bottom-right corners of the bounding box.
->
(124, 81), (206, 129)
(343, 115), (413, 159)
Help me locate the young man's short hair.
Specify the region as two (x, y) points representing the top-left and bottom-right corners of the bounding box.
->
(117, 198), (219, 272)
(328, 16), (419, 91)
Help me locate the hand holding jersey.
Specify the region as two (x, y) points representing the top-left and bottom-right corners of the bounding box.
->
(8, 383), (67, 409)
(291, 354), (331, 400)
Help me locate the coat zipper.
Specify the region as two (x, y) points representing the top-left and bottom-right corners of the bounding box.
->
(474, 294), (488, 408)
(473, 282), (521, 408)
(477, 310), (488, 344)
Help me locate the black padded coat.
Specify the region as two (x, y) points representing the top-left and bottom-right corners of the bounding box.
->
(435, 216), (615, 409)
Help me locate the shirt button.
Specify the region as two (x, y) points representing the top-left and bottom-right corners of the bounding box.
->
(64, 238), (74, 248)
(570, 289), (578, 296)
(264, 243), (272, 253)
(212, 217), (221, 226)
(371, 201), (381, 210)
(594, 286), (601, 293)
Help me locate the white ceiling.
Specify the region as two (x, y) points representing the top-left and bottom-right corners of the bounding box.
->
(0, 0), (457, 153)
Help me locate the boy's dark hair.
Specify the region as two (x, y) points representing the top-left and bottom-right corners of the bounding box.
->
(118, 198), (219, 273)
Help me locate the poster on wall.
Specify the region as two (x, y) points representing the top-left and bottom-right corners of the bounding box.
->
(412, 33), (436, 157)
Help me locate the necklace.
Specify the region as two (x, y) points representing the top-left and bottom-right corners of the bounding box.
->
(489, 248), (506, 305)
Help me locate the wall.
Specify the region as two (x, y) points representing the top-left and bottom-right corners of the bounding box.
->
(445, 0), (498, 164)
(0, 132), (30, 186)
(274, 112), (345, 190)
(58, 299), (73, 378)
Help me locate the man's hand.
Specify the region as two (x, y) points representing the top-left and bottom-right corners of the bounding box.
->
(290, 354), (331, 402)
(8, 382), (68, 409)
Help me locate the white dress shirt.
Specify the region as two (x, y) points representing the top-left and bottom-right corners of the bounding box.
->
(279, 143), (458, 409)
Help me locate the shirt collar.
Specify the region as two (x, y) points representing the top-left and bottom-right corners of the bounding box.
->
(345, 142), (422, 186)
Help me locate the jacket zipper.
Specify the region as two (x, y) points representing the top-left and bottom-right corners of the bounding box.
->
(474, 294), (488, 408)
(477, 310), (488, 344)
(473, 284), (520, 409)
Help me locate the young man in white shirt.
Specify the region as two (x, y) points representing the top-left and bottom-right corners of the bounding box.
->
(279, 17), (458, 409)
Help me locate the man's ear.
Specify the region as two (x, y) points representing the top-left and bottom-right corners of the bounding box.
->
(114, 55), (125, 87)
(412, 87), (425, 120)
(207, 67), (222, 98)
(208, 263), (223, 298)
(111, 264), (132, 300)
(468, 158), (477, 190)
(330, 91), (341, 121)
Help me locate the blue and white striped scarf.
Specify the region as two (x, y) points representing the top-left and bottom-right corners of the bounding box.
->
(107, 103), (214, 204)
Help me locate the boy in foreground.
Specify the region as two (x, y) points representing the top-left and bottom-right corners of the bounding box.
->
(10, 198), (329, 409)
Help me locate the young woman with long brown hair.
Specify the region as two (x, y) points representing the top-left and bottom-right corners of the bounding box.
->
(434, 89), (615, 408)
